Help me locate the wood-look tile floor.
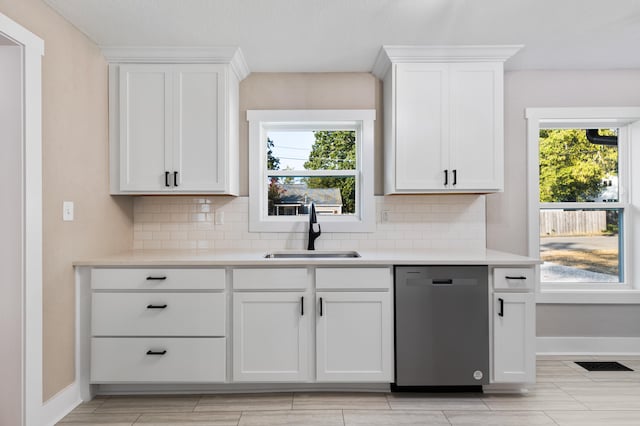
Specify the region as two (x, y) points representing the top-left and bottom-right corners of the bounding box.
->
(59, 357), (640, 425)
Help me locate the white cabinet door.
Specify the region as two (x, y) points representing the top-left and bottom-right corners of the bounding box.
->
(493, 293), (535, 383)
(173, 65), (226, 191)
(449, 62), (503, 191)
(316, 292), (392, 382)
(394, 63), (448, 191)
(119, 65), (172, 191)
(233, 292), (310, 382)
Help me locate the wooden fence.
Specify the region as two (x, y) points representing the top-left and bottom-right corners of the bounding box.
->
(539, 210), (607, 236)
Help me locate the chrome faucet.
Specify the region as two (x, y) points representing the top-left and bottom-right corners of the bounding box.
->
(307, 202), (321, 250)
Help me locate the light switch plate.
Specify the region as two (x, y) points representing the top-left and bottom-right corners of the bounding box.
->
(63, 201), (74, 221)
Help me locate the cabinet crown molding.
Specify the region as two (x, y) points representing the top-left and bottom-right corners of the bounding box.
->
(371, 45), (523, 79)
(101, 46), (250, 80)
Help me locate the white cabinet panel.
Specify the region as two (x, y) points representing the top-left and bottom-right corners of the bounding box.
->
(91, 337), (225, 383)
(316, 292), (392, 382)
(316, 267), (391, 290)
(91, 268), (225, 290)
(233, 292), (309, 382)
(233, 268), (309, 291)
(119, 66), (171, 191)
(92, 293), (225, 336)
(492, 292), (536, 383)
(174, 65), (226, 191)
(449, 63), (503, 191)
(395, 63), (448, 190)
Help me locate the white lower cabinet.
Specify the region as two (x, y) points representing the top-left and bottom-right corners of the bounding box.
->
(233, 292), (310, 382)
(89, 267), (226, 384)
(316, 291), (392, 382)
(491, 268), (536, 384)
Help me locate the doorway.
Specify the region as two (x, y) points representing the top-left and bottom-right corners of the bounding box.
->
(0, 12), (43, 426)
(0, 33), (24, 426)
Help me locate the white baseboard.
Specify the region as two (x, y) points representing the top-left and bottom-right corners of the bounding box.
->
(40, 381), (81, 426)
(537, 337), (640, 355)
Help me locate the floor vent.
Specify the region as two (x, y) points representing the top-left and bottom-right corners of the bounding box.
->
(575, 361), (633, 371)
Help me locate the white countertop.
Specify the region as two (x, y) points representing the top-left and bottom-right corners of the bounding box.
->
(74, 248), (539, 267)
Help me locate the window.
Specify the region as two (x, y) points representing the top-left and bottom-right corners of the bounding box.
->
(248, 110), (375, 232)
(526, 107), (640, 296)
(539, 128), (624, 285)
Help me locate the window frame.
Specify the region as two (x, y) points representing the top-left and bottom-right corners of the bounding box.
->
(526, 107), (640, 303)
(247, 109), (375, 233)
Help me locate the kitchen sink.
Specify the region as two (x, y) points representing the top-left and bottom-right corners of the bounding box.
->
(264, 250), (361, 259)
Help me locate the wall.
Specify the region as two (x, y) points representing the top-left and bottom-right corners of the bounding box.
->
(487, 70), (640, 339)
(239, 73), (385, 195)
(0, 42), (23, 426)
(0, 0), (134, 401)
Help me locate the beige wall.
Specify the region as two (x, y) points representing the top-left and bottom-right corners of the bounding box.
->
(488, 70), (640, 338)
(239, 73), (384, 195)
(0, 42), (24, 426)
(0, 0), (133, 401)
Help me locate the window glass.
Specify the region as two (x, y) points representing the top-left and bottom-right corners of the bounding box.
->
(266, 130), (357, 217)
(538, 128), (623, 284)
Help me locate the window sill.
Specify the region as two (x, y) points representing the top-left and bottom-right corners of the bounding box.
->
(537, 289), (640, 304)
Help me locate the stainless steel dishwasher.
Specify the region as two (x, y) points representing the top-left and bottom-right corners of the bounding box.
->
(393, 266), (489, 390)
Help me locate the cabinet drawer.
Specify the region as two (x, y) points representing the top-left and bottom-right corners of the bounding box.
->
(233, 268), (308, 290)
(92, 268), (225, 290)
(494, 268), (534, 291)
(316, 268), (392, 290)
(92, 293), (225, 336)
(91, 337), (225, 383)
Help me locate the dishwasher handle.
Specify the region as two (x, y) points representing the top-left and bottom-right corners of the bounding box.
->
(432, 279), (453, 285)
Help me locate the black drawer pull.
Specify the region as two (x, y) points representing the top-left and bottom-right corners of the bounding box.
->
(444, 169), (448, 186)
(498, 298), (504, 317)
(319, 297), (323, 317)
(164, 171), (170, 187)
(146, 350), (167, 356)
(505, 276), (527, 280)
(146, 276), (167, 281)
(146, 304), (167, 309)
(452, 169), (457, 185)
(173, 171), (179, 187)
(433, 279), (453, 285)
(300, 296), (304, 316)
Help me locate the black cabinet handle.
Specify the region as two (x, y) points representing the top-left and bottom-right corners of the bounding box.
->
(433, 279), (453, 285)
(453, 169), (457, 185)
(146, 304), (167, 309)
(173, 171), (178, 187)
(498, 298), (504, 317)
(146, 350), (167, 355)
(165, 171), (170, 187)
(505, 276), (527, 280)
(146, 276), (167, 281)
(444, 169), (448, 186)
(319, 297), (323, 317)
(300, 296), (304, 316)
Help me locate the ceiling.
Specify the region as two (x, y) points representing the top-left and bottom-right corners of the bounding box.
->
(44, 0), (640, 73)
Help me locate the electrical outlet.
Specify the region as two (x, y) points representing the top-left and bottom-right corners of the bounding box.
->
(63, 201), (74, 221)
(215, 211), (224, 225)
(381, 210), (390, 223)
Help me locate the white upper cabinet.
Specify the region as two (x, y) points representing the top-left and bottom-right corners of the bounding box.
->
(106, 48), (249, 195)
(373, 46), (521, 194)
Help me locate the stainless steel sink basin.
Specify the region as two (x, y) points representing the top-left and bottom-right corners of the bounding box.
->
(264, 250), (361, 259)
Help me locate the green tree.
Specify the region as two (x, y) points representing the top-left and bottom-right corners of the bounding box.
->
(303, 131), (356, 213)
(539, 129), (618, 202)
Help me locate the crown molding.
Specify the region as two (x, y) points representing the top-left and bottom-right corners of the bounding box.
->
(100, 46), (250, 80)
(372, 45), (523, 79)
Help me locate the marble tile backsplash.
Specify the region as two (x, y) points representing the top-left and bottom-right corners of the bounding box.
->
(133, 195), (486, 250)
